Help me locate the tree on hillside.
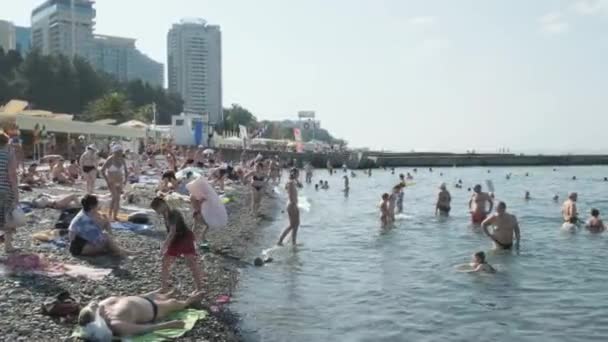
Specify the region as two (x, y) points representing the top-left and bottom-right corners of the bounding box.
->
(125, 79), (183, 124)
(222, 104), (257, 132)
(83, 92), (133, 123)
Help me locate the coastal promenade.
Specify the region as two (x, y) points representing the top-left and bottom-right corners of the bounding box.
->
(219, 148), (608, 169)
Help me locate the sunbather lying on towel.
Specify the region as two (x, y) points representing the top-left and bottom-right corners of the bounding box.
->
(77, 290), (204, 340)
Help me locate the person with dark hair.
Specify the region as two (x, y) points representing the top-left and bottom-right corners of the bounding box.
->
(68, 194), (131, 257)
(586, 208), (605, 233)
(465, 252), (496, 273)
(150, 197), (204, 293)
(0, 132), (19, 253)
(80, 145), (98, 194)
(158, 170), (178, 193)
(278, 168), (301, 246)
(469, 184), (493, 225)
(21, 163), (46, 186)
(435, 183), (451, 216)
(380, 193), (390, 227)
(481, 201), (521, 250)
(244, 162), (268, 216)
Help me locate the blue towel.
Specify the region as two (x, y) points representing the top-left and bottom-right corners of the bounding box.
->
(111, 222), (152, 232)
(19, 202), (33, 214)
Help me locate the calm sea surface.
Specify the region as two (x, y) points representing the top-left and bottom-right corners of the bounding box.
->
(233, 166), (608, 342)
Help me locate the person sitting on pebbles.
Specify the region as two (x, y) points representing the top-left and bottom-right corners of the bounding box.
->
(21, 163), (46, 186)
(77, 290), (204, 340)
(50, 159), (75, 185)
(67, 159), (80, 180)
(158, 171), (179, 193)
(68, 194), (133, 257)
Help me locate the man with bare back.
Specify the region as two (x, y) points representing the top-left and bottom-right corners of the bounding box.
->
(469, 184), (493, 225)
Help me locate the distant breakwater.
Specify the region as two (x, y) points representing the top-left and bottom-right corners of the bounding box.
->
(217, 148), (608, 169)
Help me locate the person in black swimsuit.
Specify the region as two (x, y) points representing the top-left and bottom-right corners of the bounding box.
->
(245, 162), (268, 215)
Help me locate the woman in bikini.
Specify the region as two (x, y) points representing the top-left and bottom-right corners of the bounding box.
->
(245, 162), (268, 215)
(101, 145), (128, 221)
(435, 183), (452, 216)
(80, 145), (98, 194)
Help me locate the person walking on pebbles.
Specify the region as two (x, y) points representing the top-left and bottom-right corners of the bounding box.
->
(151, 197), (204, 294)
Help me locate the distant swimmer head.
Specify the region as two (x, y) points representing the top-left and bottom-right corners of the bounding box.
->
(399, 173), (405, 180)
(473, 184), (482, 193)
(553, 194), (559, 201)
(439, 183), (447, 190)
(473, 251), (486, 264)
(525, 191), (530, 199)
(604, 177), (608, 182)
(568, 192), (578, 201)
(591, 208), (600, 218)
(572, 176), (577, 180)
(315, 184), (319, 190)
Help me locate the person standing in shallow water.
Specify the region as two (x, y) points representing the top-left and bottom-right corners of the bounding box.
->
(562, 192), (578, 224)
(435, 183), (451, 216)
(278, 169), (301, 246)
(469, 184), (493, 225)
(481, 201), (521, 250)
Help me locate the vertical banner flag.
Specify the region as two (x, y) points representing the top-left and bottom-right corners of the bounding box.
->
(293, 128), (303, 153)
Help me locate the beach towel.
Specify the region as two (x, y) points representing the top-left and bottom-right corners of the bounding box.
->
(0, 253), (111, 281)
(111, 222), (152, 233)
(71, 309), (207, 342)
(176, 167), (204, 180)
(19, 202), (33, 214)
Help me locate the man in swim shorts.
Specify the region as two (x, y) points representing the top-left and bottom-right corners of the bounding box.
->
(469, 184), (493, 225)
(562, 192), (578, 224)
(481, 201), (521, 250)
(77, 290), (203, 339)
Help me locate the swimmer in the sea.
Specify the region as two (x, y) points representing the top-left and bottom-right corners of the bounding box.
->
(435, 183), (451, 216)
(315, 184), (319, 191)
(525, 191), (531, 201)
(553, 194), (559, 202)
(562, 192), (578, 224)
(481, 201), (521, 250)
(380, 193), (390, 227)
(586, 208), (605, 233)
(461, 251), (496, 273)
(572, 176), (577, 181)
(322, 181), (329, 190)
(396, 183), (405, 214)
(469, 184), (493, 226)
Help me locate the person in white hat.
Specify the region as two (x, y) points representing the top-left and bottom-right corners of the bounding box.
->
(80, 145), (98, 194)
(435, 183), (452, 216)
(100, 144), (128, 221)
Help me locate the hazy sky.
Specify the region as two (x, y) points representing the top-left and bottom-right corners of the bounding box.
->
(5, 0), (608, 152)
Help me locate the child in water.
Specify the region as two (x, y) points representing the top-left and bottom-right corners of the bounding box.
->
(586, 208), (606, 233)
(380, 193), (390, 227)
(467, 251), (496, 273)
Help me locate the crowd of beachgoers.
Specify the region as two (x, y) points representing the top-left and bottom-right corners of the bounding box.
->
(0, 131), (290, 341)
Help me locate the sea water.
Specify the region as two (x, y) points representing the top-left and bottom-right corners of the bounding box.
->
(233, 166), (608, 342)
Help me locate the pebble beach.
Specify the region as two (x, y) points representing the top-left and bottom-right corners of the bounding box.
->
(0, 177), (278, 342)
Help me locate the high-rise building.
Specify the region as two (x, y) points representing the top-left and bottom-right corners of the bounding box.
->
(92, 34), (135, 83)
(31, 0), (96, 60)
(15, 26), (31, 55)
(129, 50), (164, 88)
(168, 19), (222, 125)
(0, 20), (16, 52)
(91, 34), (164, 87)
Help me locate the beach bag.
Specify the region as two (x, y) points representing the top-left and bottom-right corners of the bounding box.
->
(7, 207), (26, 228)
(186, 176), (228, 229)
